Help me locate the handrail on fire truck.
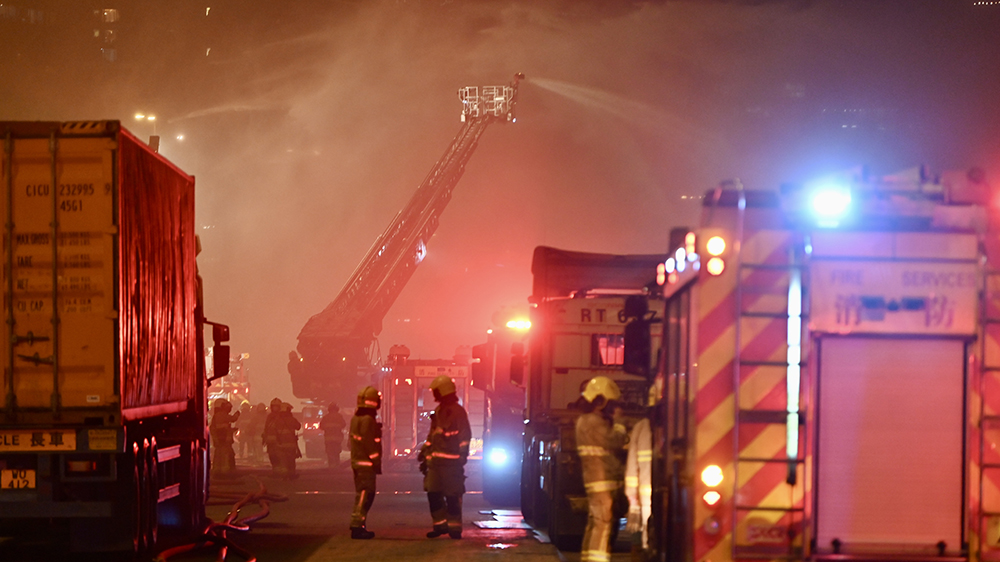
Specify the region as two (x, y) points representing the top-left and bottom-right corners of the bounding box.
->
(290, 74), (524, 403)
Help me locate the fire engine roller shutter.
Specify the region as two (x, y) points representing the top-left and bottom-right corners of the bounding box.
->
(815, 337), (964, 553)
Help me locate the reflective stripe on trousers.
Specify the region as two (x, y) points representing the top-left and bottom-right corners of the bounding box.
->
(351, 467), (377, 528)
(427, 492), (463, 533)
(581, 490), (614, 562)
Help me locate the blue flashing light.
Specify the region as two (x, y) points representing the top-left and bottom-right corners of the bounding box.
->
(811, 185), (852, 225)
(488, 447), (508, 466)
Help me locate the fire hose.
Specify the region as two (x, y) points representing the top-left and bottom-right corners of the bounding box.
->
(154, 478), (288, 562)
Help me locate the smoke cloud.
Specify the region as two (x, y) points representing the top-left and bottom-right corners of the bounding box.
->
(2, 0), (997, 404)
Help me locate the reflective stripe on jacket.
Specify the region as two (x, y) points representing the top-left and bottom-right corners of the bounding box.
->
(575, 410), (627, 494)
(350, 410), (382, 471)
(425, 395), (471, 468)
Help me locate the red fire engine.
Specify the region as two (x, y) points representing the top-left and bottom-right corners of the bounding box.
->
(638, 167), (999, 562)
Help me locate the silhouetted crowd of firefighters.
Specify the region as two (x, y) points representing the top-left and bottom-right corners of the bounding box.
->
(207, 374), (654, 559)
(209, 398), (308, 479)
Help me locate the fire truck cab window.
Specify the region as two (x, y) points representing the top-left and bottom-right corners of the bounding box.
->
(591, 334), (625, 366)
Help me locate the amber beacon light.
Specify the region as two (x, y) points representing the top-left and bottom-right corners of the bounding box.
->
(705, 235), (727, 276)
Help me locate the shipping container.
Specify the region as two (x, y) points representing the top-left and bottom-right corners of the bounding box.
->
(0, 120), (227, 555)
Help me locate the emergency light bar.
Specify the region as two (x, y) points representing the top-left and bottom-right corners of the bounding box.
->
(656, 230), (726, 296)
(781, 166), (991, 231)
(810, 183), (853, 227)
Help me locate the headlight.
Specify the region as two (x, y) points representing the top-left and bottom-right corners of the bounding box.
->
(488, 448), (508, 466)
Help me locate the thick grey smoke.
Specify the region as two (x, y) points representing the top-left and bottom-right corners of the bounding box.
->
(2, 0), (997, 404)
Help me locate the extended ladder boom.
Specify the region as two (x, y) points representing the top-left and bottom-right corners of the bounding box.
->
(291, 74), (523, 402)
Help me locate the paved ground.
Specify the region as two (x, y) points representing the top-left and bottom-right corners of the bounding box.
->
(0, 454), (638, 562)
(164, 455), (573, 562)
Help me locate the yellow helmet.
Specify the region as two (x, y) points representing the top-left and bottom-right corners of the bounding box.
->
(429, 375), (457, 398)
(581, 376), (621, 403)
(213, 398), (231, 411)
(357, 386), (381, 409)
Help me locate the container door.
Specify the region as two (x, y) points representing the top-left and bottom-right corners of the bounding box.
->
(2, 135), (117, 411)
(815, 337), (964, 554)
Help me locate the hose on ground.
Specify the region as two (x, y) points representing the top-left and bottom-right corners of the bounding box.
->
(154, 477), (288, 562)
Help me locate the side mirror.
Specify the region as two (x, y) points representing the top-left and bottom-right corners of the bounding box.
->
(509, 342), (525, 387)
(210, 344), (231, 382)
(471, 342), (495, 391)
(206, 321), (231, 382)
(623, 319), (651, 378)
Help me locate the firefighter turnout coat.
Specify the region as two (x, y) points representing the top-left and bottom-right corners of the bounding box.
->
(576, 410), (628, 494)
(422, 394), (472, 495)
(350, 408), (382, 472)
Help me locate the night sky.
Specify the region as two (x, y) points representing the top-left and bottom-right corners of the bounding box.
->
(3, 0), (999, 405)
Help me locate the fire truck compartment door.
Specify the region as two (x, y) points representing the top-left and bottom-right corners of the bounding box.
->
(815, 337), (964, 553)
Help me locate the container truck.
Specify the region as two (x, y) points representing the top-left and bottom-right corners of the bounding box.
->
(0, 120), (229, 555)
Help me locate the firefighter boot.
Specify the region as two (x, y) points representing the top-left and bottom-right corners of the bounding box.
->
(351, 527), (375, 540)
(426, 525), (449, 538)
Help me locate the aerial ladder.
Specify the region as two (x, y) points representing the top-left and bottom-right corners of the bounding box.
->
(289, 73), (524, 404)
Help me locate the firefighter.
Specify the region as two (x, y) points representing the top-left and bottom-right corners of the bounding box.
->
(349, 387), (383, 539)
(273, 402), (302, 479)
(210, 398), (240, 477)
(625, 379), (661, 556)
(420, 375), (472, 539)
(262, 397), (283, 473)
(577, 376), (628, 562)
(246, 402), (268, 464)
(320, 402), (348, 468)
(233, 401), (252, 460)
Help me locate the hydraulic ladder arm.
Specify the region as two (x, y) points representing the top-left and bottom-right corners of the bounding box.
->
(290, 73), (524, 403)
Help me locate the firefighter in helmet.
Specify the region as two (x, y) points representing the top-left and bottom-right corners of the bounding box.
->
(349, 386), (383, 539)
(210, 398), (240, 477)
(320, 402), (347, 468)
(269, 402), (301, 479)
(576, 376), (628, 562)
(625, 378), (661, 555)
(262, 397), (284, 472)
(420, 375), (472, 539)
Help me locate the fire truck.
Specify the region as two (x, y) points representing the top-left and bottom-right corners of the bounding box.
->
(518, 246), (667, 549)
(289, 74), (523, 409)
(632, 167), (999, 562)
(380, 346), (483, 468)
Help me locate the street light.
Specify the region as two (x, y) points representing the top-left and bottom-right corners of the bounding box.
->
(134, 113), (157, 135)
